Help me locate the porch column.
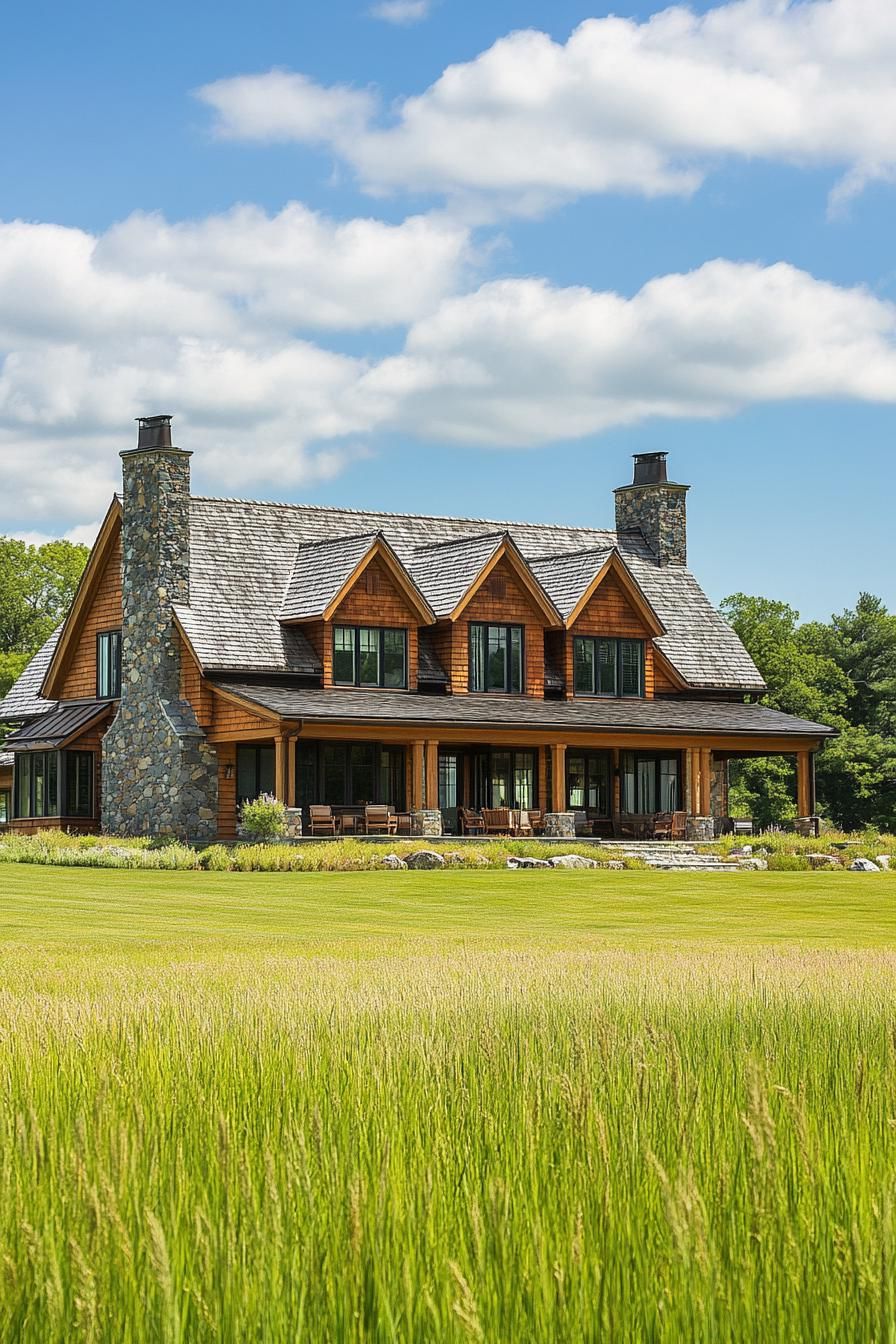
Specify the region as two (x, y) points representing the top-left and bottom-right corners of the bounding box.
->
(700, 747), (712, 817)
(551, 744), (566, 813)
(612, 746), (621, 816)
(411, 741), (425, 811)
(274, 732), (291, 804)
(796, 749), (812, 818)
(424, 740), (439, 810)
(287, 736), (297, 808)
(686, 748), (699, 815)
(537, 746), (548, 814)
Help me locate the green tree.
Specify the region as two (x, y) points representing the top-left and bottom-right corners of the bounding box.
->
(0, 538), (88, 654)
(721, 591), (896, 832)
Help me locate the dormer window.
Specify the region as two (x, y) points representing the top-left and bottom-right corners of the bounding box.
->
(573, 637), (644, 698)
(333, 626), (407, 689)
(469, 623), (523, 694)
(97, 630), (122, 699)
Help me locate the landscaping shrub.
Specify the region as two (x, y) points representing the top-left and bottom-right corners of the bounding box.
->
(767, 853), (811, 872)
(239, 794), (287, 842)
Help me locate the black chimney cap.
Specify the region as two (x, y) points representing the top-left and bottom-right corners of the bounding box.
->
(632, 451), (668, 486)
(135, 414), (173, 450)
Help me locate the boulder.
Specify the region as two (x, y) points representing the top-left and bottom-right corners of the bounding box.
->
(381, 854), (407, 870)
(404, 849), (446, 870)
(738, 858), (768, 870)
(606, 860), (625, 871)
(549, 854), (600, 869)
(876, 855), (891, 871)
(506, 856), (552, 869)
(849, 857), (881, 872)
(806, 853), (840, 869)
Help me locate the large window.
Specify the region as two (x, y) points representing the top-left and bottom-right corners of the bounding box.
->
(13, 750), (94, 819)
(620, 752), (680, 813)
(573, 637), (644, 698)
(296, 741), (406, 810)
(97, 630), (122, 699)
(333, 627), (407, 689)
(0, 789), (9, 825)
(471, 748), (535, 809)
(469, 624), (524, 694)
(236, 745), (276, 804)
(567, 751), (612, 815)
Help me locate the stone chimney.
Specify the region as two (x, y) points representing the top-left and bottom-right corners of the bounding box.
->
(102, 415), (218, 840)
(614, 452), (689, 567)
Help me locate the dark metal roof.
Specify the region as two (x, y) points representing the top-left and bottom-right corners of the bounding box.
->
(0, 627), (62, 721)
(418, 631), (448, 684)
(211, 681), (834, 739)
(4, 700), (111, 750)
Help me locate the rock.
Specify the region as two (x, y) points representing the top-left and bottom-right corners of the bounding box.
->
(738, 858), (768, 870)
(404, 849), (446, 870)
(381, 854), (407, 870)
(876, 855), (891, 871)
(465, 852), (491, 868)
(506, 856), (552, 869)
(806, 853), (840, 869)
(606, 860), (625, 870)
(548, 854), (600, 869)
(849, 857), (881, 872)
(441, 851), (468, 866)
(741, 844), (753, 856)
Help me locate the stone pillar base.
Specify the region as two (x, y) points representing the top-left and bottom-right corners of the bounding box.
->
(543, 812), (576, 839)
(794, 816), (819, 838)
(284, 808), (303, 838)
(412, 809), (443, 838)
(687, 815), (715, 842)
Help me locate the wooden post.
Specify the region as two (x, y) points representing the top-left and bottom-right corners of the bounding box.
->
(796, 749), (811, 817)
(425, 740), (439, 810)
(612, 746), (621, 817)
(411, 741), (425, 811)
(274, 732), (289, 803)
(551, 744), (566, 813)
(687, 748), (699, 816)
(700, 748), (712, 816)
(287, 736), (297, 808)
(538, 746), (548, 814)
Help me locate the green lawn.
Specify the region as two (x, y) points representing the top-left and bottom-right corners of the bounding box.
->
(0, 863), (892, 951)
(1, 867), (895, 1341)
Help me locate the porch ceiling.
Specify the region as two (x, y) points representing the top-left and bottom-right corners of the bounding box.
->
(210, 682), (835, 741)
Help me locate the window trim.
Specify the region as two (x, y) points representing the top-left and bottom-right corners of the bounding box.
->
(332, 625), (408, 690)
(468, 622), (525, 695)
(572, 636), (645, 698)
(12, 749), (94, 820)
(620, 751), (681, 814)
(295, 740), (407, 811)
(0, 788), (9, 825)
(96, 628), (123, 700)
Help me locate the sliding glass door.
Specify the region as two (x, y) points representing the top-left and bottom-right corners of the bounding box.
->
(620, 752), (681, 813)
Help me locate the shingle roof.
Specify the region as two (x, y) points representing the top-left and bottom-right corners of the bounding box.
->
(212, 681), (834, 739)
(280, 531), (382, 621)
(418, 631), (448, 684)
(179, 497), (763, 690)
(407, 532), (506, 617)
(0, 751), (13, 769)
(529, 547), (616, 621)
(0, 628), (61, 721)
(4, 700), (110, 750)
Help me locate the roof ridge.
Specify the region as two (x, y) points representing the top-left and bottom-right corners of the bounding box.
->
(189, 494), (620, 536)
(292, 529), (382, 552)
(410, 530), (507, 555)
(530, 544), (617, 564)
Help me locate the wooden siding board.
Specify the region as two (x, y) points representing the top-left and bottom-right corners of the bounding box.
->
(59, 532), (123, 701)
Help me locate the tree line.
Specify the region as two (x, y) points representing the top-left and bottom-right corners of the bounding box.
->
(1, 536), (893, 831)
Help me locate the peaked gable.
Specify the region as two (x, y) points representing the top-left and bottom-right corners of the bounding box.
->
(410, 532), (560, 625)
(43, 499), (121, 702)
(531, 548), (665, 634)
(280, 531), (434, 625)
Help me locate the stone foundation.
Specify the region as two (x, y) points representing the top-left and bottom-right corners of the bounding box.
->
(543, 812), (576, 838)
(686, 815), (715, 842)
(412, 809), (443, 837)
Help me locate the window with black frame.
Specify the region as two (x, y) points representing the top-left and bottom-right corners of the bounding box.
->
(620, 752), (680, 813)
(236, 744), (276, 804)
(295, 741), (406, 810)
(13, 750), (94, 819)
(573, 637), (644, 697)
(471, 748), (535, 809)
(567, 751), (612, 815)
(0, 788), (10, 825)
(97, 630), (122, 699)
(333, 626), (407, 688)
(469, 624), (523, 693)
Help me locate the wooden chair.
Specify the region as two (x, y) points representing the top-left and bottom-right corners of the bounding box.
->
(652, 811), (673, 840)
(482, 807), (512, 835)
(515, 810), (534, 837)
(527, 809), (544, 835)
(459, 808), (485, 836)
(309, 805), (337, 836)
(364, 804), (397, 835)
(732, 818), (754, 836)
(671, 811), (687, 840)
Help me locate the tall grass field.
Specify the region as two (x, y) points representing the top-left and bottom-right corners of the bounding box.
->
(1, 865), (894, 1341)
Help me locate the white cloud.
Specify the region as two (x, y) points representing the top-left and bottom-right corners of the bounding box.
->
(197, 0), (896, 212)
(370, 0), (431, 24)
(362, 261), (896, 445)
(11, 522), (102, 548)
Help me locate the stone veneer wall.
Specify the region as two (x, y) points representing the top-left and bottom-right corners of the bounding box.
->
(102, 446), (218, 841)
(614, 483), (689, 567)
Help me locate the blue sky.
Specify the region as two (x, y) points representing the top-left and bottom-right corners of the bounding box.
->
(1, 0), (894, 618)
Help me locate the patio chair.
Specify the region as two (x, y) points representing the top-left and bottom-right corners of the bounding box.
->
(309, 805), (337, 836)
(459, 807), (485, 836)
(364, 804), (397, 836)
(516, 810), (534, 837)
(527, 809), (544, 835)
(732, 818), (754, 836)
(482, 807), (512, 835)
(671, 811), (688, 840)
(652, 811), (673, 840)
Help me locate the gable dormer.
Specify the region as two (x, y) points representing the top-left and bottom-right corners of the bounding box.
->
(280, 532), (434, 691)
